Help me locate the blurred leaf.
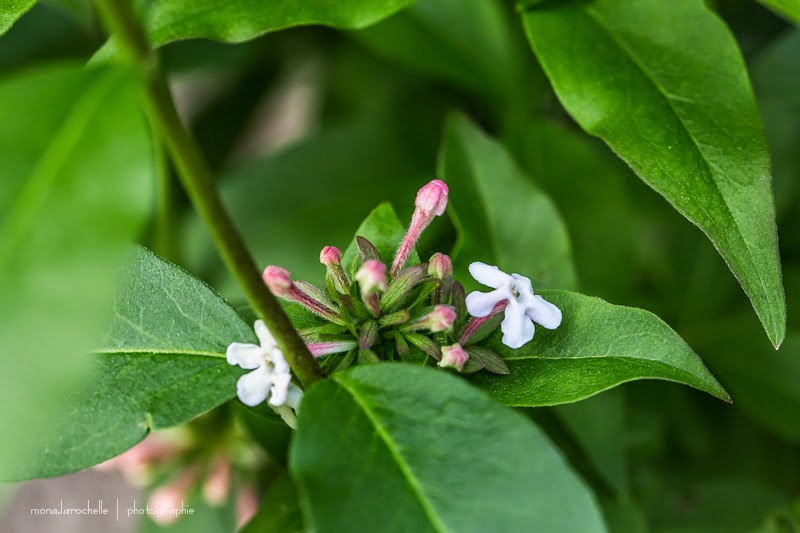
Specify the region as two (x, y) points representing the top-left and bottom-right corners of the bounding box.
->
(646, 479), (788, 533)
(753, 498), (800, 533)
(752, 28), (800, 218)
(0, 0), (37, 36)
(755, 0), (800, 23)
(342, 202), (417, 273)
(701, 322), (800, 443)
(7, 247), (251, 480)
(354, 0), (518, 100)
(556, 389), (628, 494)
(291, 364), (608, 532)
(469, 290), (730, 405)
(241, 472), (303, 533)
(440, 112), (577, 290)
(522, 0), (786, 347)
(188, 118), (429, 296)
(0, 62), (153, 476)
(235, 403), (292, 465)
(503, 119), (639, 302)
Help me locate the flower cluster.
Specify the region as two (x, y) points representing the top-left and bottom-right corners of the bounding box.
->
(228, 179), (562, 393)
(96, 425), (262, 527)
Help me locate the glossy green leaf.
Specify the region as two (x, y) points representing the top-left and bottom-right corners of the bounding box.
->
(95, 0), (416, 61)
(0, 62), (153, 477)
(354, 0), (519, 99)
(342, 202), (418, 273)
(7, 247), (251, 480)
(469, 290), (729, 406)
(291, 364), (607, 533)
(522, 0), (786, 347)
(756, 0), (800, 23)
(439, 112), (577, 290)
(241, 473), (304, 533)
(0, 0), (37, 36)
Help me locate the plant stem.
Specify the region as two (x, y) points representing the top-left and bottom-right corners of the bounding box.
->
(93, 0), (325, 387)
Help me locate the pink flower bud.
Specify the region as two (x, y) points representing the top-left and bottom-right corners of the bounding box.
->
(426, 305), (457, 332)
(355, 260), (388, 294)
(319, 246), (342, 267)
(428, 253), (453, 280)
(202, 457), (231, 506)
(236, 483), (259, 529)
(415, 179), (449, 217)
(262, 266), (293, 297)
(148, 468), (198, 524)
(440, 343), (469, 372)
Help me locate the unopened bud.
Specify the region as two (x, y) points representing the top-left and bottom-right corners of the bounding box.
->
(355, 260), (388, 295)
(428, 253), (453, 280)
(415, 179), (449, 217)
(426, 305), (457, 332)
(262, 265), (293, 297)
(202, 457), (231, 505)
(319, 246), (342, 267)
(148, 468), (198, 524)
(440, 343), (469, 372)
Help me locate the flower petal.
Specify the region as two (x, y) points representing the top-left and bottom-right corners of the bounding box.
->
(226, 343), (265, 370)
(284, 383), (304, 411)
(268, 372), (292, 407)
(236, 366), (273, 406)
(511, 274), (535, 298)
(466, 288), (510, 317)
(468, 262), (513, 289)
(501, 300), (535, 349)
(254, 319), (276, 349)
(270, 349), (290, 375)
(526, 295), (562, 330)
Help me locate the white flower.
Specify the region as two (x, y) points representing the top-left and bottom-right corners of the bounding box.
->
(226, 320), (303, 427)
(465, 262), (562, 349)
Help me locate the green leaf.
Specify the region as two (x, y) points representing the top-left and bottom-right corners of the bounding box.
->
(756, 0), (800, 23)
(469, 290), (730, 406)
(439, 112), (577, 290)
(0, 0), (37, 37)
(241, 473), (304, 533)
(0, 62), (154, 477)
(8, 247), (252, 480)
(342, 202), (418, 273)
(354, 0), (519, 99)
(235, 403), (292, 465)
(522, 0), (786, 347)
(95, 0), (416, 61)
(291, 364), (607, 533)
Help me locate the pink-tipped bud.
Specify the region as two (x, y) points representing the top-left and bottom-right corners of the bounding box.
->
(202, 457), (231, 506)
(428, 253), (453, 280)
(262, 266), (293, 297)
(355, 260), (388, 295)
(308, 340), (358, 357)
(415, 179), (449, 217)
(319, 246), (342, 267)
(440, 343), (469, 372)
(236, 483), (259, 529)
(426, 305), (457, 332)
(148, 468), (197, 525)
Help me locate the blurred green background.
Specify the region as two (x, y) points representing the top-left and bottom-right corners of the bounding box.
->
(1, 0), (799, 531)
